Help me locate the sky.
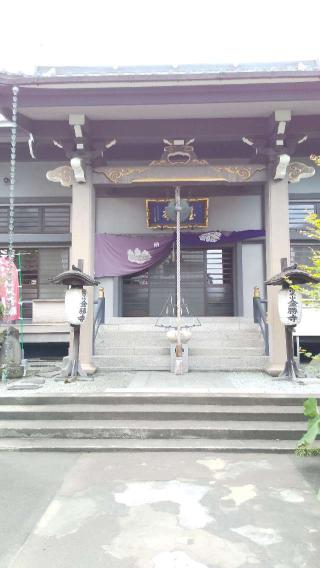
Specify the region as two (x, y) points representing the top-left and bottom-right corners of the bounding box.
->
(1, 0), (320, 73)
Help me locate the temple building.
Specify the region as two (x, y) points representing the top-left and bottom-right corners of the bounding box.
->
(1, 61), (320, 374)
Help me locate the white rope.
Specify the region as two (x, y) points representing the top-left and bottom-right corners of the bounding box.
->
(1, 86), (19, 382)
(175, 186), (183, 374)
(176, 186), (181, 324)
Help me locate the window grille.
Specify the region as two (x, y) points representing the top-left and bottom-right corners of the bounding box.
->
(0, 205), (70, 233)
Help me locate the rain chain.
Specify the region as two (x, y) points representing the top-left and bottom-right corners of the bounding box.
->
(1, 85), (19, 382)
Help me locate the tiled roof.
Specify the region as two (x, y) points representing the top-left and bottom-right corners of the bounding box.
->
(0, 60), (319, 86)
(35, 60), (320, 78)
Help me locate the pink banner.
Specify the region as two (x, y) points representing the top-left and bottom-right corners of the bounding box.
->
(0, 257), (20, 321)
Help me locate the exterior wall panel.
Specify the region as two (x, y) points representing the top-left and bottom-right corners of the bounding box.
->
(96, 194), (262, 234)
(241, 243), (265, 318)
(0, 162), (71, 198)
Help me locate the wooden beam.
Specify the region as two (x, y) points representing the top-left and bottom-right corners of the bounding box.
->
(1, 81), (320, 109)
(0, 143), (65, 162)
(32, 120), (72, 141)
(91, 117), (269, 142)
(0, 108), (34, 133)
(288, 115), (320, 137)
(21, 117), (268, 145)
(2, 113), (320, 149)
(0, 135), (317, 163)
(95, 185), (263, 198)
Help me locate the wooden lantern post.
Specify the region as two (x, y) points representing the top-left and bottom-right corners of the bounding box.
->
(52, 263), (99, 383)
(266, 261), (320, 381)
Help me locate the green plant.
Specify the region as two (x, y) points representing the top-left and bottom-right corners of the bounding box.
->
(291, 212), (320, 362)
(293, 213), (320, 303)
(0, 301), (4, 320)
(296, 398), (320, 455)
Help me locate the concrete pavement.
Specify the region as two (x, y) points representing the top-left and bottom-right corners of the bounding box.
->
(0, 453), (77, 568)
(1, 452), (319, 568)
(1, 368), (320, 394)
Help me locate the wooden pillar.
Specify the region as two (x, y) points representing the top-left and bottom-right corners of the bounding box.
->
(70, 165), (96, 374)
(264, 175), (290, 374)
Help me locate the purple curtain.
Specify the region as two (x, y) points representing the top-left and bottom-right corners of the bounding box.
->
(95, 230), (265, 277)
(181, 229), (265, 248)
(95, 234), (174, 277)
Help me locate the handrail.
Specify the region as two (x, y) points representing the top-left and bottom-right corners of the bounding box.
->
(93, 287), (105, 343)
(253, 286), (269, 355)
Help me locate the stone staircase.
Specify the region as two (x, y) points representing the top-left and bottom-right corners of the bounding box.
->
(0, 393), (311, 453)
(93, 317), (268, 371)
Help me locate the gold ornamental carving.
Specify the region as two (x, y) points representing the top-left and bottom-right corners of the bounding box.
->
(214, 165), (255, 181)
(287, 161), (315, 183)
(95, 167), (148, 184)
(46, 165), (75, 187)
(94, 141), (265, 184)
(95, 163), (265, 184)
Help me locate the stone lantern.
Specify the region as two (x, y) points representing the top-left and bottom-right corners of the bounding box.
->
(52, 265), (99, 382)
(266, 263), (320, 381)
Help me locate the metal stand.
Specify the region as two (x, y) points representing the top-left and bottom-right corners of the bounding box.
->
(58, 325), (93, 383)
(170, 344), (188, 373)
(279, 325), (306, 382)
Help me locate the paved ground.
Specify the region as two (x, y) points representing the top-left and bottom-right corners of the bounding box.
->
(1, 452), (319, 568)
(1, 368), (320, 394)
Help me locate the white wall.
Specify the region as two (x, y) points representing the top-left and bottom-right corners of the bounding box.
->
(96, 194), (263, 234)
(209, 195), (262, 230)
(0, 161), (71, 198)
(98, 276), (120, 320)
(241, 243), (265, 318)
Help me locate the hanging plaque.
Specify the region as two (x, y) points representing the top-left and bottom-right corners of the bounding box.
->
(146, 198), (208, 229)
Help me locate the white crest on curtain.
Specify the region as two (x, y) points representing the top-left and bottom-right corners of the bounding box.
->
(127, 248), (152, 264)
(199, 231), (222, 243)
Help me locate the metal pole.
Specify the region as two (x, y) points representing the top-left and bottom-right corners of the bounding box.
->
(175, 186), (183, 374)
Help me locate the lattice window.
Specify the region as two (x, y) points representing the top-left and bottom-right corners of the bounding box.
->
(289, 202), (318, 229)
(0, 205), (70, 233)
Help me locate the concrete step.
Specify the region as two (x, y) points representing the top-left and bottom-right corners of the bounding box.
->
(190, 347), (265, 356)
(0, 403), (305, 421)
(95, 346), (171, 356)
(92, 354), (268, 371)
(93, 355), (170, 370)
(0, 393), (309, 405)
(99, 318), (259, 331)
(0, 393), (310, 453)
(189, 355), (268, 371)
(0, 419), (308, 440)
(94, 346), (265, 357)
(0, 438), (316, 453)
(98, 323), (262, 330)
(94, 340), (264, 352)
(97, 331), (263, 341)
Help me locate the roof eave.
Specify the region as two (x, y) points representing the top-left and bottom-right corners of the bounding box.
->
(1, 69), (320, 88)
